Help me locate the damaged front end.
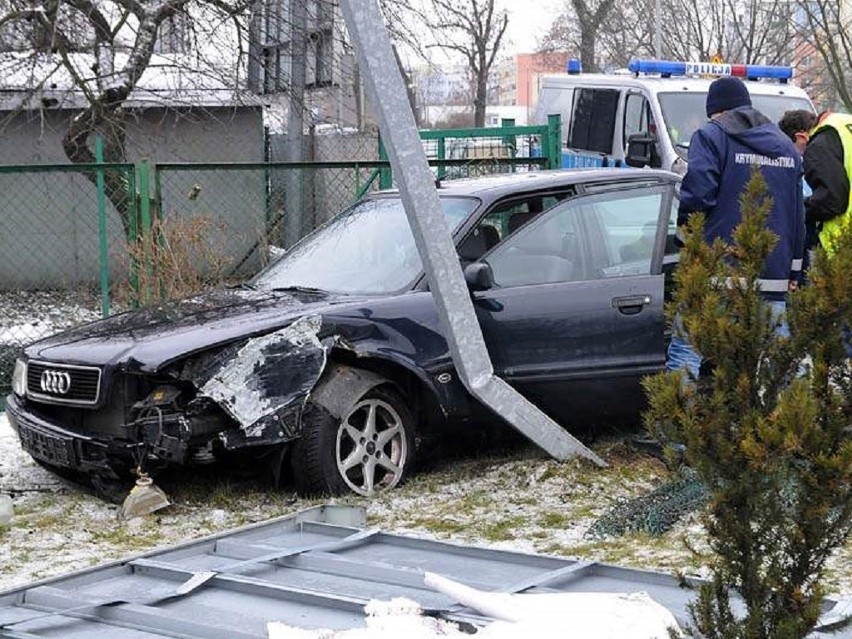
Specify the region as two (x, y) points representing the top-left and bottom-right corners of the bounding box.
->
(129, 315), (332, 470)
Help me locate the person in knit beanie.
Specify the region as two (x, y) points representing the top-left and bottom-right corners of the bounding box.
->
(666, 76), (805, 378)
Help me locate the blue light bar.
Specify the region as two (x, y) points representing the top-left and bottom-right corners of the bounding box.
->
(738, 64), (793, 80)
(566, 58), (582, 74)
(628, 59), (688, 76)
(627, 59), (792, 82)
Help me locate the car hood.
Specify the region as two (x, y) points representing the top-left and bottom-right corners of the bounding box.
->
(25, 287), (370, 372)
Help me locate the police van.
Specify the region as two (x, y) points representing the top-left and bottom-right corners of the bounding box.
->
(534, 59), (815, 174)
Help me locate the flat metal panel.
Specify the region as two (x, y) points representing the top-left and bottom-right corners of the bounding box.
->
(1, 505), (849, 638)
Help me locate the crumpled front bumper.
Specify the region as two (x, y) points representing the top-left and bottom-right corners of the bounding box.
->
(5, 394), (133, 477)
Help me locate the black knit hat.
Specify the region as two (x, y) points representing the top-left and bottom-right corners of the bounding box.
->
(705, 76), (752, 117)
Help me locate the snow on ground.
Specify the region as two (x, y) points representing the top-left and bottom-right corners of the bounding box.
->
(3, 408), (852, 598)
(2, 291), (852, 637)
(4, 411), (852, 637)
(1, 407), (689, 637)
(0, 290), (103, 346)
(266, 588), (684, 639)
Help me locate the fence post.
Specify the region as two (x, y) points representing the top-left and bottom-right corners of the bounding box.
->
(436, 136), (446, 180)
(95, 138), (110, 318)
(152, 164), (167, 300)
(126, 165), (140, 307)
(378, 135), (392, 189)
(500, 118), (517, 155)
(137, 159), (154, 305)
(501, 118), (517, 173)
(547, 114), (563, 170)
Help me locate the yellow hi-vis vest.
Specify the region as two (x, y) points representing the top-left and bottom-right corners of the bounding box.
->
(814, 113), (852, 257)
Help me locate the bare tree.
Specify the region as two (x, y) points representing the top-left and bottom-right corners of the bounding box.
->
(539, 0), (614, 71)
(542, 0), (801, 71)
(569, 0), (615, 71)
(724, 0), (796, 64)
(794, 0), (852, 110)
(0, 0), (256, 233)
(405, 0), (508, 127)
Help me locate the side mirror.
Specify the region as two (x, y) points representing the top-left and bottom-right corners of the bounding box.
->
(463, 261), (494, 291)
(625, 133), (656, 168)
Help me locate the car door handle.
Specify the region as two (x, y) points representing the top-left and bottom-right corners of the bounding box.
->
(612, 295), (652, 315)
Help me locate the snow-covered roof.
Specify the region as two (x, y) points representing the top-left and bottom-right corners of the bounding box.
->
(0, 51), (264, 111)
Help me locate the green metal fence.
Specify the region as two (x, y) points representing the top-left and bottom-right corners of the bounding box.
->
(377, 115), (562, 189)
(0, 120), (560, 403)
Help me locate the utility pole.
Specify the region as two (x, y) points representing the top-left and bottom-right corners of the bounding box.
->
(285, 0), (308, 247)
(654, 0), (662, 58)
(338, 0), (606, 469)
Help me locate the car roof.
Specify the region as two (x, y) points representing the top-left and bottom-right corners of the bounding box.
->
(409, 168), (679, 199)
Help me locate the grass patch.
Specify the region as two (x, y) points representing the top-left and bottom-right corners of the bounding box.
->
(481, 515), (527, 542)
(537, 511), (569, 528)
(407, 516), (468, 535)
(89, 525), (165, 550)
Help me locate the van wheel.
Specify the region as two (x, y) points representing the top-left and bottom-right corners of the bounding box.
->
(291, 385), (415, 496)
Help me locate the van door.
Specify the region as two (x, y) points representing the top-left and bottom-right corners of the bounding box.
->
(623, 91), (662, 168)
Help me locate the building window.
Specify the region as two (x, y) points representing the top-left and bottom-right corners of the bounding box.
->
(0, 3), (93, 53)
(257, 0), (335, 94)
(155, 12), (191, 54)
(263, 44), (291, 93)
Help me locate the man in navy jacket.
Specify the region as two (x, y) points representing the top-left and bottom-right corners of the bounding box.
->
(667, 76), (805, 377)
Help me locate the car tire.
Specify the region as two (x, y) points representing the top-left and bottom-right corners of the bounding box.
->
(291, 384), (416, 497)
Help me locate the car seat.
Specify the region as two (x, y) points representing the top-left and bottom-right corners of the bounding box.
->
(507, 199), (544, 234)
(508, 211), (536, 234)
(458, 225), (500, 262)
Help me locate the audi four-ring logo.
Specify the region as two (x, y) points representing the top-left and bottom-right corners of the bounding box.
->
(40, 370), (72, 395)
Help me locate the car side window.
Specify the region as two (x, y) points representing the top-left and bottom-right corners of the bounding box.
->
(457, 193), (569, 263)
(665, 196), (679, 256)
(485, 186), (666, 287)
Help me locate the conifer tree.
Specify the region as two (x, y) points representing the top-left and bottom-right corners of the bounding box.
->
(643, 169), (852, 638)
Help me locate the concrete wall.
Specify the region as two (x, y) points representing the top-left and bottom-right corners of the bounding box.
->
(0, 106), (265, 290)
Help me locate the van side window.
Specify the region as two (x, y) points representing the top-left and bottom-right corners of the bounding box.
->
(568, 88), (619, 155)
(535, 86), (574, 132)
(623, 92), (661, 169)
(623, 93), (652, 140)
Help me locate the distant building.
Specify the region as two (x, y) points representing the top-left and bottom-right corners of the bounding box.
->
(515, 52), (571, 112)
(417, 51), (572, 129)
(489, 57), (517, 106)
(788, 0), (851, 113)
(414, 65), (470, 107)
(488, 52), (572, 112)
(248, 0), (365, 132)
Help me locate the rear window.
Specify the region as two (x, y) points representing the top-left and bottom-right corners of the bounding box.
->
(569, 88), (620, 154)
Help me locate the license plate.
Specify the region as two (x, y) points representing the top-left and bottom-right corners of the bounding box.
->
(17, 421), (76, 468)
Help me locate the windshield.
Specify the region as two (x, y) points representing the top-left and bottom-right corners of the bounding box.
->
(251, 196), (478, 295)
(658, 91), (813, 158)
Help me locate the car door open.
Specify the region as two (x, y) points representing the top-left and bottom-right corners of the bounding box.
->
(469, 183), (674, 426)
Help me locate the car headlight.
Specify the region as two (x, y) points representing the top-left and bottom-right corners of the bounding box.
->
(11, 358), (27, 397)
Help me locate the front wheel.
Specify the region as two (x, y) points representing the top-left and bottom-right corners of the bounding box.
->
(291, 384), (416, 496)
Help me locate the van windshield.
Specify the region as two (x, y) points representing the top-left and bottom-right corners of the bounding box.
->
(658, 92), (813, 158)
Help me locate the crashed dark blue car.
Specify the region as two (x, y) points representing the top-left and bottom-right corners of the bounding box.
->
(7, 168), (680, 497)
